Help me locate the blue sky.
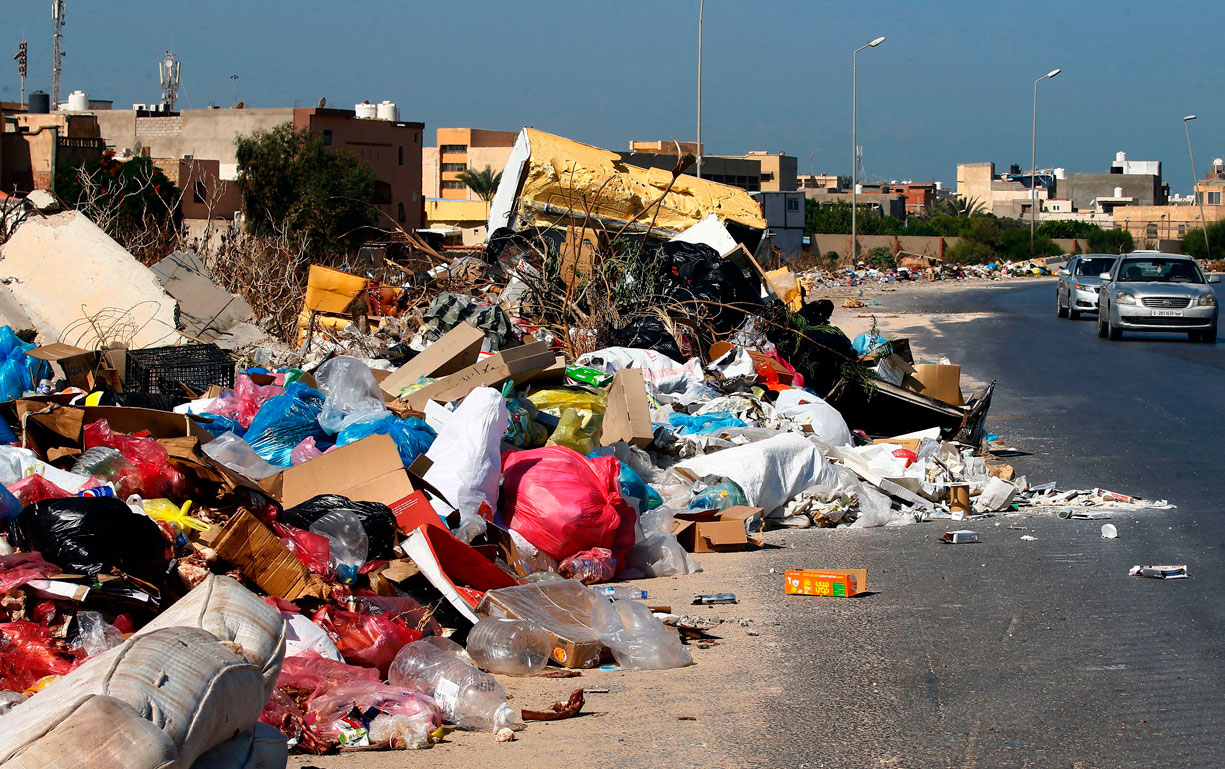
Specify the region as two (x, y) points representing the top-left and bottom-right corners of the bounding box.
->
(4, 0), (1222, 192)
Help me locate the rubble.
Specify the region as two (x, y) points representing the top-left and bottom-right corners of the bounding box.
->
(0, 131), (1176, 766)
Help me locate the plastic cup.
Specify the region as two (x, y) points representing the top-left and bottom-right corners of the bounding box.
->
(1101, 524), (1118, 539)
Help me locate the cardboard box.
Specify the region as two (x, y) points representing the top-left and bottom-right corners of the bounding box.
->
(401, 341), (556, 410)
(599, 369), (653, 448)
(942, 530), (979, 544)
(475, 582), (611, 669)
(18, 402), (211, 462)
(784, 568), (867, 597)
(872, 437), (922, 453)
(672, 506), (763, 553)
(304, 264), (368, 315)
(212, 509), (329, 601)
(261, 433), (417, 512)
(28, 343), (100, 390)
(379, 322), (486, 397)
(902, 364), (964, 407)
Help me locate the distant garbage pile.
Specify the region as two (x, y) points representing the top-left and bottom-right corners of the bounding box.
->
(0, 131), (1170, 765)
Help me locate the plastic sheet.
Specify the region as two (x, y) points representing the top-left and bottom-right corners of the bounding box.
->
(201, 431), (284, 481)
(501, 446), (638, 563)
(308, 680), (440, 746)
(7, 474), (72, 507)
(193, 413), (244, 438)
(668, 411), (747, 435)
(290, 435), (324, 465)
(315, 355), (389, 434)
(624, 530), (701, 578)
(70, 611), (124, 657)
(351, 595), (443, 637)
(335, 414), (436, 467)
(243, 382), (328, 467)
(773, 388), (853, 447)
(311, 605), (423, 677)
(0, 551), (61, 592)
(590, 598), (692, 670)
(283, 494), (397, 561)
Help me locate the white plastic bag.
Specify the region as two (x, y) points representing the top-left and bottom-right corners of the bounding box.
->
(201, 431), (283, 481)
(315, 355), (388, 434)
(590, 599), (692, 670)
(774, 388), (852, 446)
(422, 387), (507, 520)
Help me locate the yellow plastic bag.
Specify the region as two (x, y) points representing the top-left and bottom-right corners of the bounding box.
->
(527, 386), (607, 418)
(143, 499), (211, 533)
(545, 408), (600, 455)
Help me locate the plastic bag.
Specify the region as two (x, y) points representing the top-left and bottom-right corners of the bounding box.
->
(558, 547), (616, 584)
(335, 415), (436, 467)
(7, 474), (72, 507)
(290, 436), (324, 465)
(773, 388), (852, 447)
(309, 510), (368, 584)
(0, 620), (81, 692)
(276, 651), (380, 696)
(83, 419), (182, 499)
(0, 325), (47, 401)
(590, 598), (692, 670)
(243, 382), (327, 467)
(69, 611), (124, 657)
(310, 605), (423, 677)
(625, 530), (701, 578)
(202, 431), (284, 480)
(315, 356), (389, 434)
(204, 374), (284, 430)
(69, 446), (143, 499)
(501, 446), (638, 563)
(282, 494), (397, 560)
(545, 408), (600, 455)
(281, 612), (342, 661)
(527, 386), (607, 418)
(307, 679), (440, 746)
(422, 387), (507, 520)
(668, 411), (747, 436)
(0, 552), (61, 592)
(272, 521), (330, 574)
(6, 496), (170, 581)
(350, 595), (443, 637)
(502, 386), (547, 449)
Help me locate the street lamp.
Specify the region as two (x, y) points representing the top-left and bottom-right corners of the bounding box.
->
(1183, 115), (1211, 259)
(1031, 68), (1060, 260)
(696, 0), (704, 179)
(852, 35), (885, 263)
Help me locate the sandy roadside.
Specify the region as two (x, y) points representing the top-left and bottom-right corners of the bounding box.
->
(288, 276), (1048, 769)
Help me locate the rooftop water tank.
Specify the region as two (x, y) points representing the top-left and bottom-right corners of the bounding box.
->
(1114, 186), (1124, 198)
(67, 90), (89, 111)
(355, 101), (376, 119)
(28, 91), (50, 114)
(1116, 151), (1127, 163)
(376, 100), (398, 121)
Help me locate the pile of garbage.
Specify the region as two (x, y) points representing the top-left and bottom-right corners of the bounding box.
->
(798, 256), (1058, 293)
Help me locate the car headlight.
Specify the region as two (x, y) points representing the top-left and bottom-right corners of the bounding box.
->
(1198, 293), (1217, 307)
(1115, 291), (1136, 305)
(1074, 283), (1087, 291)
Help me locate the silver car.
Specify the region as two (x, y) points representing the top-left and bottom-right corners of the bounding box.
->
(1097, 252), (1220, 343)
(1056, 254), (1118, 319)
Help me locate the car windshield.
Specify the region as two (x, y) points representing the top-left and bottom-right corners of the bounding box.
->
(1076, 257), (1116, 276)
(1115, 258), (1205, 284)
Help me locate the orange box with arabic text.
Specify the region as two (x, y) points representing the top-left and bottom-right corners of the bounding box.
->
(784, 569), (867, 598)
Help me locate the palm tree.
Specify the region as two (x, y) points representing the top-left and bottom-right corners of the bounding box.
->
(457, 165), (502, 202)
(925, 195), (985, 219)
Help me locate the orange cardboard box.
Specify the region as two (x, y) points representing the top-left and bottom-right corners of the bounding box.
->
(784, 568), (867, 597)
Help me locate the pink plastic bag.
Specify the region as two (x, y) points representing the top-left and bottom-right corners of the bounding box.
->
(311, 606), (423, 677)
(290, 436), (323, 465)
(204, 374), (284, 430)
(83, 419), (184, 498)
(350, 594), (442, 636)
(0, 620), (82, 693)
(0, 552), (61, 593)
(559, 547), (616, 584)
(272, 521), (330, 574)
(501, 446), (638, 563)
(306, 680), (440, 742)
(277, 652), (380, 696)
(7, 475), (71, 507)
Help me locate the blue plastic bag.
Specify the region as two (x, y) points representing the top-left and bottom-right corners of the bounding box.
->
(243, 382), (327, 466)
(195, 413), (245, 438)
(668, 411), (747, 436)
(0, 325), (47, 401)
(335, 414), (437, 467)
(851, 333), (890, 356)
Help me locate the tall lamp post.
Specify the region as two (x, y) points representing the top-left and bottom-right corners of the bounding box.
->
(1183, 115), (1211, 259)
(696, 0), (704, 179)
(1030, 68), (1060, 259)
(851, 35), (885, 264)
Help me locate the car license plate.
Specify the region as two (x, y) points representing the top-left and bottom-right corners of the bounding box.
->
(1151, 309), (1183, 317)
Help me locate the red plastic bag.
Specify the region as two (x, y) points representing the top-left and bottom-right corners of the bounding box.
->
(0, 552), (61, 592)
(205, 374), (284, 430)
(350, 594), (443, 636)
(892, 448), (918, 468)
(0, 620), (82, 693)
(84, 419), (183, 498)
(559, 547), (617, 584)
(278, 651), (380, 695)
(272, 521), (330, 574)
(310, 606), (422, 677)
(7, 475), (71, 507)
(501, 446), (638, 563)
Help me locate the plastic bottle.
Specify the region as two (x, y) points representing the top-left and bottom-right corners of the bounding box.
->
(595, 585), (648, 600)
(466, 618), (551, 676)
(70, 446), (142, 499)
(388, 640), (518, 731)
(309, 509), (369, 584)
(688, 478), (748, 511)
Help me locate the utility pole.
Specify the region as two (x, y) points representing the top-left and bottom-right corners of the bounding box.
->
(1030, 68), (1061, 259)
(52, 0), (65, 107)
(851, 36), (885, 264)
(696, 0), (703, 179)
(13, 40), (27, 107)
(230, 74), (238, 109)
(1183, 115), (1211, 259)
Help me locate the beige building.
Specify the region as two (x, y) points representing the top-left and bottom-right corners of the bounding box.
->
(736, 151), (797, 192)
(956, 162), (1046, 218)
(1, 110), (105, 193)
(422, 128), (517, 201)
(798, 172), (840, 190)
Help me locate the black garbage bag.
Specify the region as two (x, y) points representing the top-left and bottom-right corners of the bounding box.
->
(5, 497), (170, 582)
(281, 494), (398, 560)
(614, 317), (685, 362)
(657, 241), (762, 334)
(763, 298), (858, 398)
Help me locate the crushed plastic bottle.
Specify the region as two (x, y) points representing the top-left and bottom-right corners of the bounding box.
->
(309, 509), (369, 584)
(466, 617), (551, 676)
(687, 477), (747, 511)
(388, 640), (518, 731)
(70, 446), (142, 499)
(595, 585), (648, 600)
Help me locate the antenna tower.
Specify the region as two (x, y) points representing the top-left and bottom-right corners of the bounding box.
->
(52, 0), (65, 106)
(159, 50), (181, 111)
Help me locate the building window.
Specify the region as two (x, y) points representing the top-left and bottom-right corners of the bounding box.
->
(441, 180), (467, 190)
(442, 163), (467, 172)
(373, 180), (392, 205)
(397, 202), (405, 223)
(1146, 223), (1157, 238)
(398, 146), (404, 166)
(440, 144), (467, 153)
(414, 132), (420, 144)
(322, 130), (332, 146)
(192, 181), (207, 204)
(1178, 224), (1187, 236)
(1209, 191), (1222, 205)
(786, 197), (800, 211)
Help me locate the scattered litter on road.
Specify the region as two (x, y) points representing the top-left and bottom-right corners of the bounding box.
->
(942, 530), (979, 544)
(1130, 564), (1188, 579)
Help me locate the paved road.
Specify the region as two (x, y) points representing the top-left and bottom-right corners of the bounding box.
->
(749, 279), (1225, 768)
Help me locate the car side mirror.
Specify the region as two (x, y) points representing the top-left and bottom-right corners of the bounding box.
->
(1209, 275), (1221, 284)
(1099, 272), (1112, 281)
(1058, 268), (1070, 276)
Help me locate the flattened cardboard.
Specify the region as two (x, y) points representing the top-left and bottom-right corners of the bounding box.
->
(902, 364), (964, 407)
(402, 341), (556, 410)
(784, 568), (867, 597)
(672, 506), (763, 553)
(873, 437), (922, 452)
(212, 509), (328, 601)
(264, 433), (416, 511)
(379, 322), (485, 397)
(392, 489), (446, 533)
(599, 369), (653, 448)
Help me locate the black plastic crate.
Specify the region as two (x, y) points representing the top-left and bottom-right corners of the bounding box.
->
(124, 344), (234, 396)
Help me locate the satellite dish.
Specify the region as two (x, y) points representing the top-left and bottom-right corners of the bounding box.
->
(318, 96), (326, 108)
(131, 139), (143, 156)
